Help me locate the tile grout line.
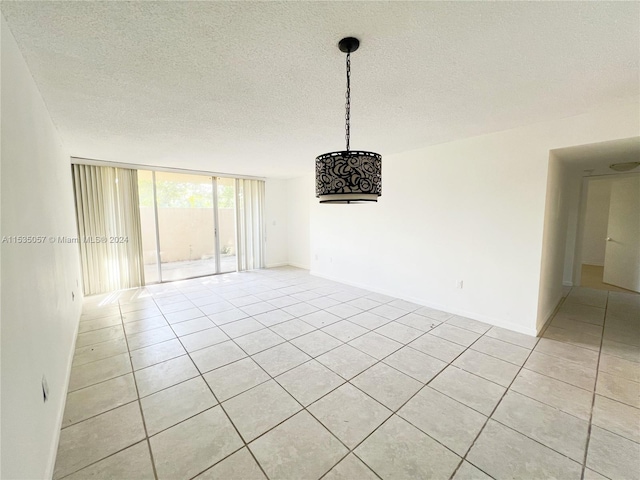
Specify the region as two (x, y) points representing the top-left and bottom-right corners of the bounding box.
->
(62, 276), (630, 480)
(71, 343), (130, 368)
(73, 305), (550, 449)
(274, 322), (483, 475)
(247, 327), (424, 479)
(56, 303), (161, 480)
(446, 332), (542, 480)
(418, 331), (503, 479)
(81, 288), (427, 367)
(580, 290), (609, 480)
(180, 303), (429, 478)
(71, 298), (603, 412)
(56, 441), (152, 480)
(421, 356), (601, 426)
(117, 301), (161, 480)
(340, 328), (501, 480)
(66, 304), (608, 468)
(153, 296), (274, 480)
(192, 274), (392, 479)
(448, 289), (615, 479)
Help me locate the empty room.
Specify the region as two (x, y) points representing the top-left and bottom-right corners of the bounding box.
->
(1, 1), (639, 479)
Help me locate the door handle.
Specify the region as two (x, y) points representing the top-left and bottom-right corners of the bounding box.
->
(607, 237), (612, 241)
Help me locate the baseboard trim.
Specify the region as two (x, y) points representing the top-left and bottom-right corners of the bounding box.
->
(45, 303), (83, 479)
(536, 295), (564, 336)
(265, 262), (289, 268)
(310, 270), (537, 337)
(562, 281), (574, 287)
(287, 262), (310, 270)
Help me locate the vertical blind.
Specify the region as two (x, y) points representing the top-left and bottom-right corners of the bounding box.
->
(72, 164), (145, 294)
(72, 163), (265, 291)
(235, 178), (265, 271)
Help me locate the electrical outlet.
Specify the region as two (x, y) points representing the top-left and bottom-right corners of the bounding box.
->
(456, 280), (464, 289)
(42, 375), (49, 403)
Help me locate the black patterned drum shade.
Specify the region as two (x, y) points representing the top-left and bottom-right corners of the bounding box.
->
(316, 38), (382, 204)
(315, 151), (382, 203)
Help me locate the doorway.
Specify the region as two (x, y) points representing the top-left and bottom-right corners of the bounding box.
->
(537, 137), (640, 332)
(578, 174), (640, 294)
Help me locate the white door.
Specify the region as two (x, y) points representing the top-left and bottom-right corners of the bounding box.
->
(603, 175), (640, 293)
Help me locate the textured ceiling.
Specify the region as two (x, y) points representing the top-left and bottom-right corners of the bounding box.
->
(2, 1), (639, 178)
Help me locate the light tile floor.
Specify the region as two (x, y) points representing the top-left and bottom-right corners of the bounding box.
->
(55, 268), (640, 480)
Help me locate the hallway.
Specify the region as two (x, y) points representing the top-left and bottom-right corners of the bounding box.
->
(581, 263), (639, 294)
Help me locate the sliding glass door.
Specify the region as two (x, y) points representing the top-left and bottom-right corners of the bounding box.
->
(138, 170), (161, 283)
(138, 171), (239, 283)
(136, 170), (265, 283)
(154, 172), (217, 281)
(217, 177), (237, 273)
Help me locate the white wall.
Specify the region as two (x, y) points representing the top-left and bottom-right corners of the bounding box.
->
(560, 172), (586, 286)
(537, 155), (588, 330)
(1, 16), (83, 479)
(265, 179), (288, 267)
(581, 178), (612, 266)
(287, 100), (638, 336)
(286, 175), (312, 269)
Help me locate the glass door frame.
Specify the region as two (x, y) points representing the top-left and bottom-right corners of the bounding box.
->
(212, 176), (222, 276)
(143, 172), (233, 284)
(151, 170), (163, 282)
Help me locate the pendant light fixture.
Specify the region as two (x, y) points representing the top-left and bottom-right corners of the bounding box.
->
(316, 37), (382, 204)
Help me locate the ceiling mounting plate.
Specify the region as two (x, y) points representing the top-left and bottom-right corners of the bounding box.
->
(338, 37), (360, 53)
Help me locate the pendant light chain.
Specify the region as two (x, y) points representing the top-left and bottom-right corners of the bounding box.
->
(315, 36), (382, 204)
(345, 51), (351, 152)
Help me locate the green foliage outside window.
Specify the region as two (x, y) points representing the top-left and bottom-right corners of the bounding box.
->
(138, 177), (235, 208)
